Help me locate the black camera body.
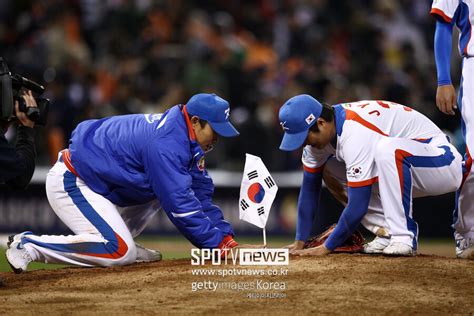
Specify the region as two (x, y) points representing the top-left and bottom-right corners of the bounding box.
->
(0, 57), (49, 126)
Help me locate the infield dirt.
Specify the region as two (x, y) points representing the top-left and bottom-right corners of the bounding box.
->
(0, 254), (473, 315)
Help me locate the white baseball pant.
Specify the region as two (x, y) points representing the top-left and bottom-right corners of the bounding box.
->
(21, 152), (161, 267)
(375, 136), (462, 249)
(454, 56), (474, 241)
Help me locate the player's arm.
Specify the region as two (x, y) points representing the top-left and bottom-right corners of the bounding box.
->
(323, 185), (371, 251)
(292, 184), (371, 256)
(1, 95), (37, 189)
(287, 169), (323, 250)
(293, 127), (375, 255)
(192, 170), (264, 251)
(434, 19), (456, 115)
(144, 139), (232, 250)
(191, 177), (234, 237)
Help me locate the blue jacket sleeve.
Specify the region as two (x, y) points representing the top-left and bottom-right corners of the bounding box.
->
(434, 20), (454, 86)
(296, 170), (323, 241)
(143, 138), (225, 249)
(191, 174), (234, 237)
(324, 185), (371, 250)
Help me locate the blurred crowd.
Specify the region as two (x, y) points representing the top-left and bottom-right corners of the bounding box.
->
(0, 0), (464, 170)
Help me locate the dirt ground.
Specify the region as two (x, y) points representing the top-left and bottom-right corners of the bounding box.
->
(0, 252), (473, 315)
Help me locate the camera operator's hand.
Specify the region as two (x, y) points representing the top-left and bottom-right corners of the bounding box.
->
(15, 90), (36, 128)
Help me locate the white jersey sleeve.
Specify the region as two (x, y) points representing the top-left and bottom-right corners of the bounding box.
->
(431, 0), (460, 23)
(301, 145), (334, 173)
(338, 122), (379, 187)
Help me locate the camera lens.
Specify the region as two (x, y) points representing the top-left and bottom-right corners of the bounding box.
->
(26, 107), (40, 121)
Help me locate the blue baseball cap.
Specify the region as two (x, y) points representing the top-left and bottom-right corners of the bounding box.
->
(278, 94), (322, 151)
(186, 93), (240, 137)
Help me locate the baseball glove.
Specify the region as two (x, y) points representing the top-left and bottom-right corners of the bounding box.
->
(303, 224), (365, 253)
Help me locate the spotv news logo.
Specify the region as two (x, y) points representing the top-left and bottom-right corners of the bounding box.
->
(191, 248), (289, 266)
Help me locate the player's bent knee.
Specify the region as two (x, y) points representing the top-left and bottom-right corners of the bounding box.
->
(100, 241), (137, 267)
(102, 245), (137, 267)
(115, 248), (137, 266)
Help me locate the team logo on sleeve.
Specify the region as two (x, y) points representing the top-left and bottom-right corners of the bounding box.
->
(144, 113), (163, 123)
(347, 166), (362, 179)
(197, 156), (205, 171)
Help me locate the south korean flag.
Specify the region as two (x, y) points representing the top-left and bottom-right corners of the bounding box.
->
(239, 154), (278, 230)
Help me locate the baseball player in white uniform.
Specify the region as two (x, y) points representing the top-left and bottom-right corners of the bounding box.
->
(431, 0), (474, 258)
(279, 95), (462, 256)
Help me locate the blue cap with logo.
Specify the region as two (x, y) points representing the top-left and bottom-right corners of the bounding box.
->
(278, 94), (322, 151)
(186, 93), (240, 137)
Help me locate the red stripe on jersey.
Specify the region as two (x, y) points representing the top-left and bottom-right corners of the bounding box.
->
(376, 100), (390, 108)
(461, 146), (472, 189)
(303, 164), (324, 173)
(345, 109), (388, 136)
(395, 149), (413, 199)
(182, 105), (197, 141)
(62, 149), (79, 177)
(430, 8), (453, 23)
(347, 177), (378, 188)
(465, 21), (472, 56)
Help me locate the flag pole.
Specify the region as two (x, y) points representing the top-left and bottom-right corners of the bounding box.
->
(263, 227), (267, 247)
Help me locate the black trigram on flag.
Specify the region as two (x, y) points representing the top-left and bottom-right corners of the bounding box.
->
(257, 207), (265, 216)
(247, 170), (258, 180)
(264, 176), (275, 188)
(240, 199), (250, 210)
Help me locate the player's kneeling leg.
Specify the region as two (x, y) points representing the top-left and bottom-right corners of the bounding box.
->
(375, 137), (462, 256)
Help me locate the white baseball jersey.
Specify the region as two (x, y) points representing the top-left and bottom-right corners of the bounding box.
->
(303, 100), (445, 187)
(431, 0), (474, 57)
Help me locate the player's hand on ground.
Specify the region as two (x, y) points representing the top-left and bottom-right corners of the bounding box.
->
(15, 90), (37, 128)
(283, 240), (305, 251)
(290, 244), (331, 256)
(436, 84), (457, 116)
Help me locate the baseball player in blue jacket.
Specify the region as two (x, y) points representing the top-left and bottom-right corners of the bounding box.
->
(6, 93), (244, 272)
